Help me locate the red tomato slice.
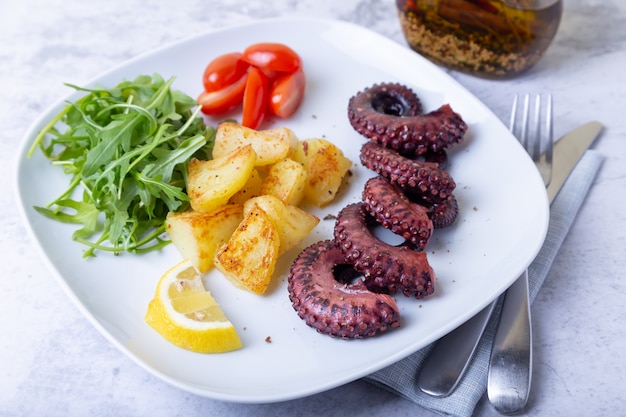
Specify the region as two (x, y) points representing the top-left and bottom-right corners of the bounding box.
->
(241, 67), (269, 129)
(242, 43), (302, 74)
(202, 52), (250, 92)
(269, 69), (305, 118)
(197, 73), (248, 115)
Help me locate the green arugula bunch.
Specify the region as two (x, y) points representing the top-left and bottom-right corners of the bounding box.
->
(28, 74), (215, 257)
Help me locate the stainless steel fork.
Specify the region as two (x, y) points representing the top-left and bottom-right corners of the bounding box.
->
(417, 94), (553, 402)
(488, 93), (553, 414)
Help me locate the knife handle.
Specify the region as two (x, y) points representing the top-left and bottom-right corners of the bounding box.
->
(417, 300), (496, 397)
(487, 271), (533, 413)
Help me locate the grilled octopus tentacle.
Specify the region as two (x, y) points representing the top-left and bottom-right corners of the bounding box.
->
(360, 141), (455, 204)
(288, 240), (401, 339)
(347, 82), (467, 156)
(362, 176), (434, 249)
(334, 203), (436, 299)
(409, 193), (460, 229)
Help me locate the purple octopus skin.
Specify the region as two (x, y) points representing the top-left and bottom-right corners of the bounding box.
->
(334, 203), (436, 299)
(287, 240), (401, 339)
(360, 141), (455, 204)
(347, 83), (467, 156)
(427, 195), (459, 229)
(362, 176), (433, 250)
(406, 191), (459, 229)
(417, 149), (449, 170)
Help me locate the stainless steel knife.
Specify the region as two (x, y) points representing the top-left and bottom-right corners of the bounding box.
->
(417, 121), (604, 398)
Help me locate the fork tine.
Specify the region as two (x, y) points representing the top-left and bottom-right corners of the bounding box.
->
(531, 94), (542, 162)
(509, 94), (519, 132)
(521, 94), (531, 150)
(508, 93), (529, 147)
(510, 93), (553, 187)
(534, 94), (553, 186)
(544, 94), (554, 185)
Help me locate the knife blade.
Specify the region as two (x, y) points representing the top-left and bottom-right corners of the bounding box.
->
(417, 121), (603, 399)
(547, 121), (603, 201)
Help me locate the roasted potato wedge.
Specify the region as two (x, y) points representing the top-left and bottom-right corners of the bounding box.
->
(213, 122), (292, 166)
(261, 126), (299, 153)
(260, 158), (307, 206)
(214, 204), (280, 295)
(166, 205), (244, 273)
(290, 138), (352, 207)
(228, 168), (263, 204)
(279, 204), (320, 254)
(187, 144), (256, 212)
(243, 195), (319, 255)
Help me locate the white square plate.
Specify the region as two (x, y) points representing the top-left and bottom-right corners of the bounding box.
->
(14, 17), (549, 403)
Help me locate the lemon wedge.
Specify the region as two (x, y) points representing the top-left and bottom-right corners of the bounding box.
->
(145, 259), (242, 353)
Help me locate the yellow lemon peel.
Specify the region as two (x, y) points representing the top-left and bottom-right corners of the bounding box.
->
(145, 259), (242, 353)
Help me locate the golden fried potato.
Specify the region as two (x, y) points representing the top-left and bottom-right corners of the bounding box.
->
(214, 204), (280, 295)
(279, 204), (320, 254)
(228, 168), (263, 204)
(260, 158), (307, 206)
(166, 205), (244, 273)
(261, 126), (299, 153)
(243, 195), (319, 255)
(290, 138), (352, 207)
(187, 144), (256, 212)
(213, 122), (292, 166)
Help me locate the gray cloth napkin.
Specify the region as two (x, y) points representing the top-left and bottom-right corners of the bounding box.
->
(364, 150), (604, 417)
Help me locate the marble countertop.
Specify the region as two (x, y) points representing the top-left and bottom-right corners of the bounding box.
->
(2, 1), (625, 416)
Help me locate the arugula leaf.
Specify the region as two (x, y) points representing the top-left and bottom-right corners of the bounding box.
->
(29, 74), (215, 257)
(34, 197), (100, 238)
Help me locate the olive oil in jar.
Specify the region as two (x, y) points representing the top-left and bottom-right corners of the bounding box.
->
(396, 0), (563, 78)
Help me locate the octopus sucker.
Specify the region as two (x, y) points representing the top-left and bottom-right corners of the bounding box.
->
(334, 203), (435, 299)
(362, 176), (433, 250)
(347, 82), (467, 156)
(287, 240), (401, 339)
(360, 141), (455, 204)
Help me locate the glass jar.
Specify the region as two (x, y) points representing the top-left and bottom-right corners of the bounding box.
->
(396, 0), (563, 79)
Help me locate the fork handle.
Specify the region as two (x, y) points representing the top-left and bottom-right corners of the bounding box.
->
(417, 300), (496, 397)
(487, 271), (533, 414)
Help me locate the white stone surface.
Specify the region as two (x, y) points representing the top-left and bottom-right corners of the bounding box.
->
(1, 0), (625, 416)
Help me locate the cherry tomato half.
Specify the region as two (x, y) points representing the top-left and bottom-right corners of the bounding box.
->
(197, 73), (248, 115)
(241, 67), (269, 129)
(202, 52), (250, 92)
(242, 43), (302, 74)
(269, 68), (305, 119)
